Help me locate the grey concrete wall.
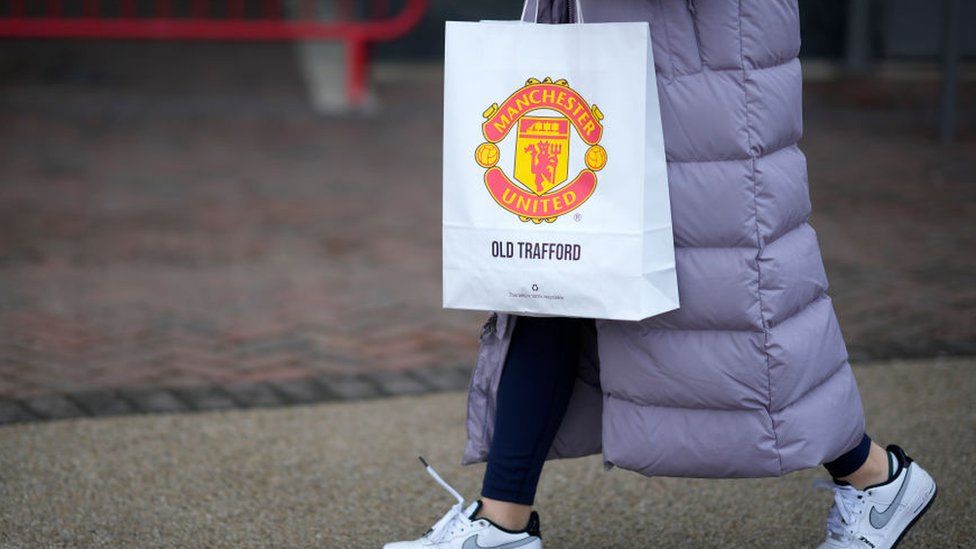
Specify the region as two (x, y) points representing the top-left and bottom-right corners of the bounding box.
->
(881, 0), (976, 57)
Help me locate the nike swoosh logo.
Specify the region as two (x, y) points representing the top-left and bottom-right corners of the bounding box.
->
(869, 465), (912, 529)
(462, 533), (537, 549)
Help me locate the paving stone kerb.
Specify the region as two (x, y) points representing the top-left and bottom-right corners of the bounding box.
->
(0, 42), (973, 404)
(0, 366), (474, 426)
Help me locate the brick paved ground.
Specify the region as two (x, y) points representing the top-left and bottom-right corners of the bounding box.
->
(0, 42), (973, 411)
(804, 78), (976, 360)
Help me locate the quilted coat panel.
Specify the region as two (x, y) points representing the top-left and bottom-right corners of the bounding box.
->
(658, 71), (750, 162)
(599, 323), (768, 411)
(755, 145), (812, 245)
(639, 247), (762, 331)
(601, 396), (781, 477)
(759, 223), (829, 326)
(667, 159), (756, 248)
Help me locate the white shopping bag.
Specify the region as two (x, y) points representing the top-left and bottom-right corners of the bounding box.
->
(442, 16), (678, 321)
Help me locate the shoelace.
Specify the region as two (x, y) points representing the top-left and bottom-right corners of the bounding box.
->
(814, 479), (867, 541)
(418, 456), (473, 543)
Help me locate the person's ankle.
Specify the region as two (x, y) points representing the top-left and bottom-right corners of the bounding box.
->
(474, 497), (532, 531)
(838, 444), (891, 490)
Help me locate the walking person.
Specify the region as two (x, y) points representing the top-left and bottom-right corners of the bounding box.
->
(385, 1), (937, 547)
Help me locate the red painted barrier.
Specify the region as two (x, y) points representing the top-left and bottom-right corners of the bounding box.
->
(0, 0), (428, 105)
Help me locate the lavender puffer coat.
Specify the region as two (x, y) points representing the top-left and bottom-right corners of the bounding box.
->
(460, 0), (866, 478)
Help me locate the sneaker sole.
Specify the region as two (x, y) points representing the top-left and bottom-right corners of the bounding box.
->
(889, 484), (937, 549)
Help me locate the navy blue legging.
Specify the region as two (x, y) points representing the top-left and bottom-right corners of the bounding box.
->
(481, 315), (871, 506)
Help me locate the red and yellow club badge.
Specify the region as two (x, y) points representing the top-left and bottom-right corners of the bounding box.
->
(475, 77), (607, 223)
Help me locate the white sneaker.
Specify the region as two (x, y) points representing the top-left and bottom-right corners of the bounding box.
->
(383, 456), (542, 549)
(815, 445), (937, 549)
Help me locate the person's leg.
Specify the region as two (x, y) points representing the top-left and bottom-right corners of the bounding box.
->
(475, 315), (585, 531)
(823, 433), (891, 490)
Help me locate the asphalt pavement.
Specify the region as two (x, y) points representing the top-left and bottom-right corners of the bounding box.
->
(1, 356), (972, 547)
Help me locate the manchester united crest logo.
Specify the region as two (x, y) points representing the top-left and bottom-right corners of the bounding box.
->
(475, 77), (607, 223)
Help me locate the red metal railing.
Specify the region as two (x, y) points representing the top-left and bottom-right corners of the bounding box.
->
(0, 0), (427, 105)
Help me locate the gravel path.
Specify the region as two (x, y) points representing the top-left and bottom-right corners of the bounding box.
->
(1, 357), (972, 547)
